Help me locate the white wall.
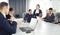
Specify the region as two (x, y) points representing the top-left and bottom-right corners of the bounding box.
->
(52, 0), (60, 13)
(0, 0), (8, 3)
(26, 0), (29, 12)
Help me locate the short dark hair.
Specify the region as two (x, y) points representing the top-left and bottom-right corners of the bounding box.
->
(49, 8), (53, 10)
(0, 2), (8, 9)
(9, 8), (13, 11)
(28, 9), (32, 12)
(36, 4), (40, 8)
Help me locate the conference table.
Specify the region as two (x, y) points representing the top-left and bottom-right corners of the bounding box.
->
(12, 18), (60, 35)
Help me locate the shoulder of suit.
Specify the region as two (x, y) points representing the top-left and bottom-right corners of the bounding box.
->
(0, 12), (3, 16)
(0, 12), (4, 18)
(25, 13), (29, 15)
(39, 9), (42, 11)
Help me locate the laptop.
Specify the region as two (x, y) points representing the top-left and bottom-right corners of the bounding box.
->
(20, 18), (38, 33)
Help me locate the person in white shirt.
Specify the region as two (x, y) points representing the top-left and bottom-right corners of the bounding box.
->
(33, 4), (42, 18)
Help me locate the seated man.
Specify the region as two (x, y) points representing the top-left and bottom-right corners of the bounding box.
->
(24, 9), (33, 23)
(43, 8), (55, 23)
(6, 8), (15, 23)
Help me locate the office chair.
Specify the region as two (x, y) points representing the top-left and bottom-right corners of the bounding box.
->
(55, 13), (60, 23)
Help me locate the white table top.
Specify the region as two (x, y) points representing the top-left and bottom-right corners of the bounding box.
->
(12, 18), (60, 35)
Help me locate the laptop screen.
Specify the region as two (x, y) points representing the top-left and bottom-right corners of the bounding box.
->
(29, 18), (38, 29)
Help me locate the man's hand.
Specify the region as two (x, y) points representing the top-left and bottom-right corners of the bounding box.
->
(39, 14), (42, 17)
(42, 18), (44, 21)
(8, 16), (15, 22)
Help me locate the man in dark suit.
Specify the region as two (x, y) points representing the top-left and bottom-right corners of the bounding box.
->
(6, 8), (14, 19)
(0, 2), (17, 35)
(24, 9), (33, 23)
(43, 8), (55, 23)
(33, 4), (42, 18)
(6, 8), (15, 23)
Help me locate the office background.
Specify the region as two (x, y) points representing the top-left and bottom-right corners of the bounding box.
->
(0, 0), (60, 18)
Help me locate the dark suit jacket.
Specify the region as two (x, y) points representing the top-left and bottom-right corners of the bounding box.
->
(6, 14), (15, 24)
(6, 14), (12, 23)
(44, 13), (55, 23)
(6, 14), (11, 19)
(24, 13), (33, 23)
(0, 12), (17, 35)
(33, 9), (42, 18)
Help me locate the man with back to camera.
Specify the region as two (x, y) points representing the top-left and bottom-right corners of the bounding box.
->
(0, 2), (17, 35)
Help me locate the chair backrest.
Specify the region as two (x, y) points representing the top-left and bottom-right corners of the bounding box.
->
(14, 14), (20, 18)
(56, 13), (60, 18)
(29, 18), (38, 29)
(22, 12), (26, 18)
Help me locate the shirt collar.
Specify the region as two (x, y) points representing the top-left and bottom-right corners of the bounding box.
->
(1, 12), (6, 18)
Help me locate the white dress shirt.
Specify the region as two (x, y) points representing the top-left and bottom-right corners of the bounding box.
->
(35, 10), (39, 14)
(1, 12), (6, 18)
